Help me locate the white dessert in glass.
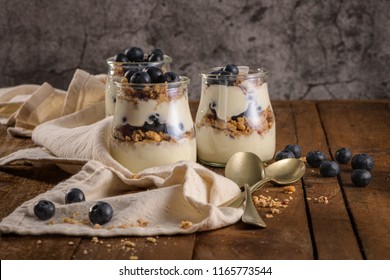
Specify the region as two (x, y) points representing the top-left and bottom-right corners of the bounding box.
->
(109, 76), (196, 173)
(195, 66), (275, 167)
(105, 48), (172, 117)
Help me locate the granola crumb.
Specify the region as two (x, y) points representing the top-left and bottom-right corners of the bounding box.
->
(307, 197), (312, 201)
(47, 220), (55, 225)
(106, 244), (112, 248)
(68, 241), (74, 245)
(63, 217), (78, 224)
(283, 186), (296, 194)
(124, 241), (136, 247)
(37, 240), (42, 245)
(180, 220), (193, 229)
(130, 255), (139, 260)
(137, 218), (149, 227)
(265, 214), (274, 219)
(91, 237), (99, 244)
(270, 208), (281, 214)
(93, 224), (102, 229)
(83, 249), (88, 255)
(318, 196), (329, 204)
(146, 237), (157, 243)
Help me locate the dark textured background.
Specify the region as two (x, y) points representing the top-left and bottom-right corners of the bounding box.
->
(1, 0), (389, 100)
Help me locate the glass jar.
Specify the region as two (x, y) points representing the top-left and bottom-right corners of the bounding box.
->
(104, 55), (172, 116)
(195, 67), (275, 167)
(109, 77), (196, 173)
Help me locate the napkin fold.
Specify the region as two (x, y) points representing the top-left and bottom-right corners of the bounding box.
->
(0, 69), (242, 236)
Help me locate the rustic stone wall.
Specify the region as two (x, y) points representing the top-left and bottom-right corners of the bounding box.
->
(1, 0), (389, 99)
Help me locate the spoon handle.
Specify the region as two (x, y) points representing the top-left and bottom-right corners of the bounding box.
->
(219, 178), (271, 208)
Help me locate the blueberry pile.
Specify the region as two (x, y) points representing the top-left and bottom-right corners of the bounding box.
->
(207, 64), (239, 86)
(114, 47), (164, 63)
(32, 188), (114, 225)
(125, 69), (180, 84)
(274, 145), (374, 187)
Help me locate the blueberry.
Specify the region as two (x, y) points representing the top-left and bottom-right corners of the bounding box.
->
(130, 71), (151, 84)
(65, 188), (85, 204)
(306, 150), (326, 167)
(223, 64), (239, 75)
(319, 161), (340, 177)
(124, 69), (138, 81)
(114, 53), (129, 63)
(164, 72), (180, 83)
(34, 200), (55, 221)
(124, 47), (144, 62)
(207, 70), (234, 86)
(144, 67), (164, 83)
(351, 154), (374, 171)
(89, 201), (113, 225)
(284, 144), (302, 158)
(351, 169), (372, 187)
(148, 48), (164, 62)
(335, 148), (353, 164)
(275, 150), (296, 161)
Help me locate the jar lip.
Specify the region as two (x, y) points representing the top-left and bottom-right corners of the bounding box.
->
(107, 55), (172, 67)
(201, 67), (269, 78)
(114, 76), (190, 87)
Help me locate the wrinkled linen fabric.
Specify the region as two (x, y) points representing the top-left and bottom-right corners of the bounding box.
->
(0, 69), (242, 236)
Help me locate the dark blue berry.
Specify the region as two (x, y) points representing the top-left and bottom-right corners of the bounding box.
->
(335, 148), (352, 164)
(207, 70), (234, 86)
(275, 150), (296, 161)
(65, 188), (85, 204)
(130, 71), (151, 84)
(122, 117), (127, 123)
(125, 47), (144, 62)
(284, 144), (302, 158)
(351, 169), (371, 187)
(114, 53), (129, 63)
(164, 72), (180, 83)
(89, 201), (113, 225)
(319, 161), (340, 177)
(124, 69), (138, 81)
(148, 48), (164, 62)
(306, 150), (326, 167)
(351, 154), (374, 171)
(223, 64), (239, 75)
(144, 67), (164, 83)
(34, 200), (55, 221)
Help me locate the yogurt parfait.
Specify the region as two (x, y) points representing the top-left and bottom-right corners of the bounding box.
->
(195, 65), (275, 166)
(109, 69), (196, 173)
(105, 47), (172, 116)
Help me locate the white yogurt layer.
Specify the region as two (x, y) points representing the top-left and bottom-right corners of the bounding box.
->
(195, 81), (275, 165)
(110, 137), (197, 173)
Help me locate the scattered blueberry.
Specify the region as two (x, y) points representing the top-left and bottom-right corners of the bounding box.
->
(351, 169), (372, 187)
(306, 150), (326, 167)
(144, 67), (164, 83)
(114, 53), (129, 63)
(89, 201), (113, 225)
(284, 144), (302, 158)
(351, 154), (374, 171)
(34, 200), (55, 221)
(164, 72), (180, 83)
(148, 48), (164, 62)
(223, 64), (239, 75)
(275, 150), (296, 161)
(125, 47), (144, 62)
(319, 161), (340, 177)
(65, 188), (85, 204)
(122, 117), (127, 123)
(335, 148), (352, 164)
(130, 71), (151, 84)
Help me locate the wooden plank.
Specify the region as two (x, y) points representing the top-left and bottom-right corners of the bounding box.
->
(193, 101), (313, 259)
(292, 100), (362, 259)
(317, 101), (390, 260)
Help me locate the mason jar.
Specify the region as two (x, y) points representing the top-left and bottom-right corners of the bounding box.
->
(104, 55), (172, 116)
(109, 77), (196, 173)
(195, 67), (275, 167)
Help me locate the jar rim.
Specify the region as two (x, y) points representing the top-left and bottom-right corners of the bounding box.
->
(107, 55), (173, 67)
(201, 67), (269, 78)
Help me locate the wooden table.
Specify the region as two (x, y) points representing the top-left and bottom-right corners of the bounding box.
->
(0, 100), (389, 260)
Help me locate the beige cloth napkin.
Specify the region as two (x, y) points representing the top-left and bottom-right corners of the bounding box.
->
(0, 69), (242, 236)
